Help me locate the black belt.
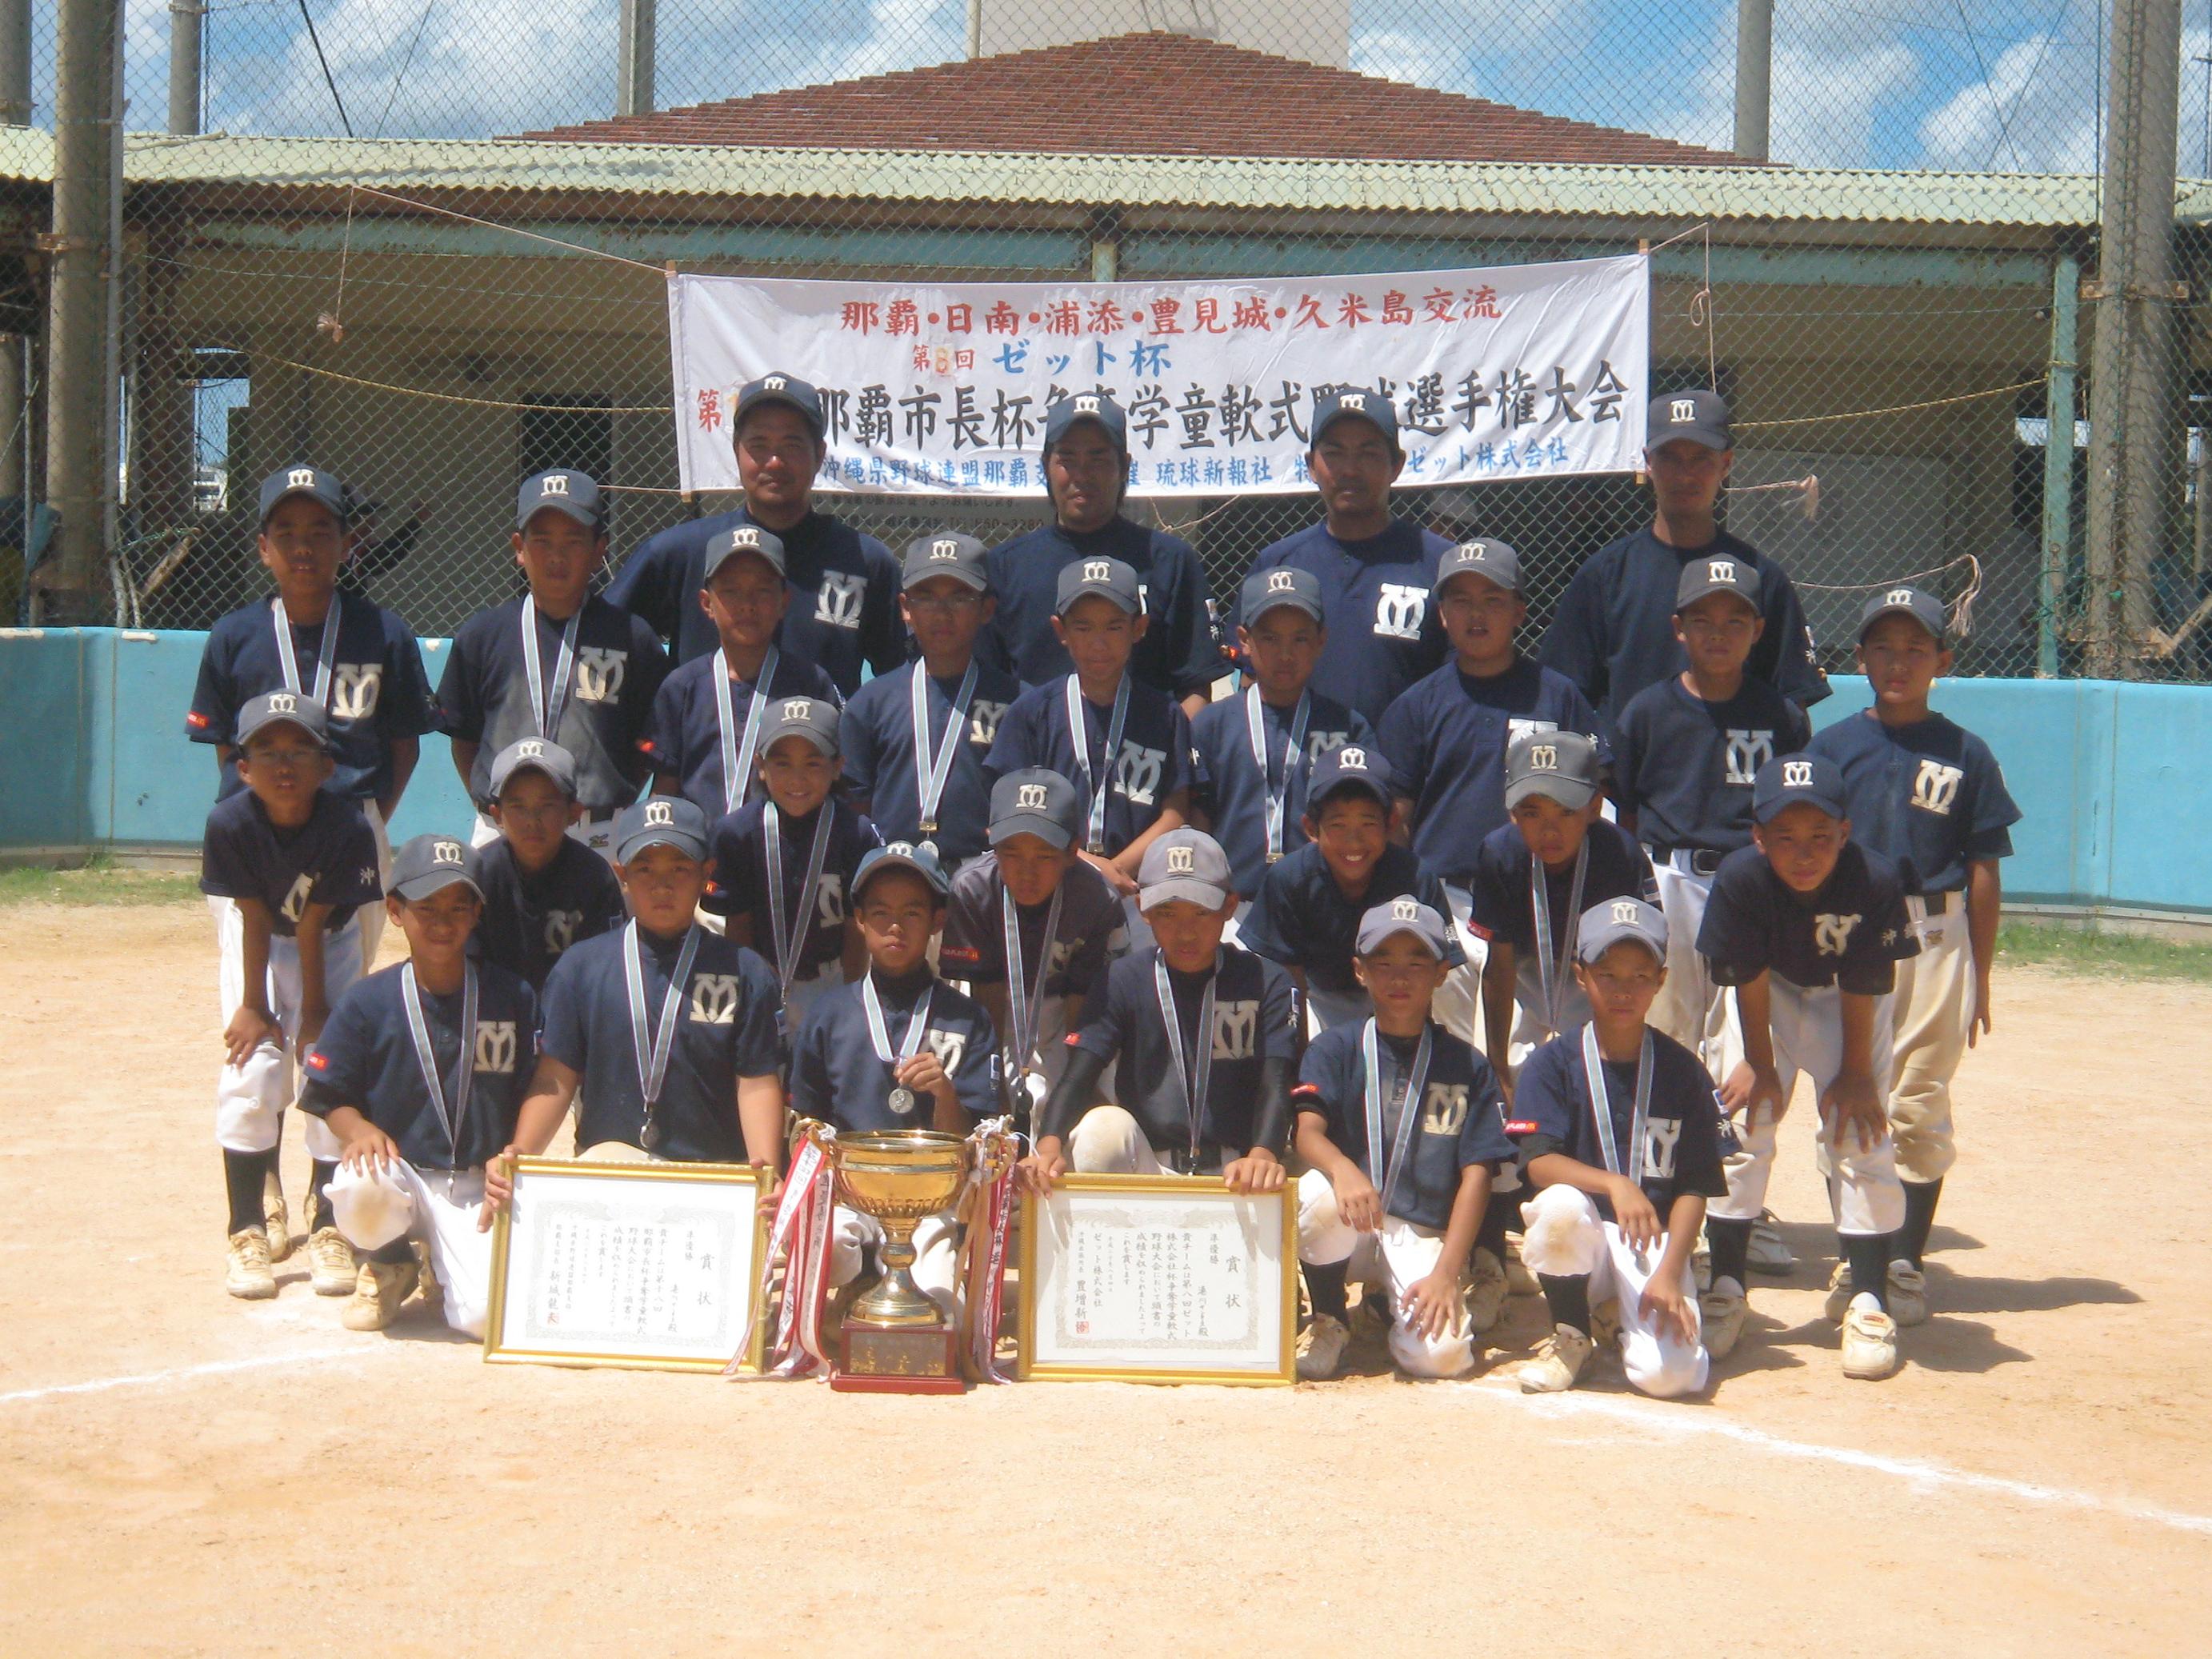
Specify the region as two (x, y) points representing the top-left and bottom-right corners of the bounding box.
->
(1651, 845), (1724, 876)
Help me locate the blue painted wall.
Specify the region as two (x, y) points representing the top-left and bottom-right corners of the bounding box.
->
(2, 629), (2207, 916)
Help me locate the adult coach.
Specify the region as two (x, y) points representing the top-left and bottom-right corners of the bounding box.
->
(1541, 390), (1828, 732)
(981, 393), (1220, 718)
(1232, 389), (1453, 726)
(606, 373), (905, 697)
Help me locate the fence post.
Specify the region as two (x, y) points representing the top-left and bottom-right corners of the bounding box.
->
(617, 0), (656, 117)
(1733, 0), (1771, 162)
(2039, 250), (2079, 678)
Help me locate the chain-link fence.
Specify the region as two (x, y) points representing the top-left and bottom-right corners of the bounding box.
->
(10, 0), (2212, 680)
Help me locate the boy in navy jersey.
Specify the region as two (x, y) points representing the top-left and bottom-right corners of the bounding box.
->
(199, 693), (382, 1301)
(300, 834), (539, 1335)
(639, 525), (841, 822)
(1509, 899), (1726, 1397)
(1239, 745), (1458, 1033)
(1698, 754), (1918, 1381)
(985, 556), (1192, 898)
(840, 533), (1019, 867)
(1022, 830), (1296, 1190)
(790, 843), (1001, 1308)
(1291, 899), (1513, 1381)
(466, 738), (626, 993)
(438, 471), (668, 858)
(1809, 586), (2020, 1311)
(1191, 565), (1374, 902)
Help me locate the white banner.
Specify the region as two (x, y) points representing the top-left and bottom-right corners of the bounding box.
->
(668, 255), (1650, 498)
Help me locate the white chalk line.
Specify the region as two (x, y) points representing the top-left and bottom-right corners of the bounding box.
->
(0, 1345), (374, 1405)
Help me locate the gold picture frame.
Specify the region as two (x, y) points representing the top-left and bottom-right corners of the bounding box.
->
(1017, 1173), (1298, 1386)
(483, 1157), (771, 1374)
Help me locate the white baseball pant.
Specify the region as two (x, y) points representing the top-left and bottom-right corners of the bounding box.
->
(829, 1209), (959, 1317)
(1649, 856), (1745, 1085)
(1431, 884), (1490, 1050)
(327, 1161), (495, 1337)
(1518, 1184), (1707, 1398)
(470, 810), (617, 864)
(1064, 1105), (1181, 1175)
(1888, 891), (1971, 1183)
(1502, 952), (1592, 1071)
(1297, 1167), (1475, 1377)
(210, 897), (363, 1158)
(1304, 985), (1372, 1037)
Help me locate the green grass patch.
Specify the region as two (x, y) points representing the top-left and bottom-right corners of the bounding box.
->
(1997, 920), (2212, 983)
(0, 856), (202, 907)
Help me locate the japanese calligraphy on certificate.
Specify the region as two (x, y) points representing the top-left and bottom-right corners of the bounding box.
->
(669, 256), (1650, 498)
(483, 1158), (767, 1373)
(1018, 1175), (1297, 1385)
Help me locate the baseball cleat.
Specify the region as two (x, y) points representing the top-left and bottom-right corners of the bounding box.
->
(1823, 1261), (1854, 1323)
(226, 1229), (277, 1300)
(1519, 1324), (1595, 1393)
(1464, 1247), (1510, 1335)
(413, 1241), (444, 1321)
(306, 1226), (357, 1296)
(1841, 1292), (1901, 1379)
(1503, 1242), (1540, 1298)
(1748, 1211), (1797, 1274)
(1692, 1235), (1713, 1293)
(262, 1167), (294, 1264)
(342, 1257), (420, 1332)
(1701, 1276), (1747, 1360)
(1348, 1291), (1390, 1345)
(1886, 1260), (1928, 1327)
(1591, 1297), (1622, 1353)
(1297, 1313), (1350, 1381)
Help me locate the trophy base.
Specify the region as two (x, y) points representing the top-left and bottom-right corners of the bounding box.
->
(830, 1321), (967, 1394)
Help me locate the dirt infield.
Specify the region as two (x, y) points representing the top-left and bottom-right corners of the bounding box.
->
(3, 900), (2207, 1656)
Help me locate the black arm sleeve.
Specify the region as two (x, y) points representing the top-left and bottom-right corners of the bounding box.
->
(1038, 1046), (1111, 1145)
(1248, 1056), (1294, 1157)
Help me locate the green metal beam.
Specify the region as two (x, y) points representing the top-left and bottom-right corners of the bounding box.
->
(2039, 251), (2080, 677)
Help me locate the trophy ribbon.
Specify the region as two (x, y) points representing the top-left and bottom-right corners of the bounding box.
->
(956, 1119), (1019, 1384)
(728, 1123), (837, 1379)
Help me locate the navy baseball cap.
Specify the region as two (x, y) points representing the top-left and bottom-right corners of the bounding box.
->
(1042, 391), (1128, 454)
(1752, 754), (1846, 824)
(515, 470), (602, 532)
(760, 695), (840, 758)
(1434, 538), (1522, 597)
(902, 532), (990, 593)
(236, 690), (331, 750)
(615, 796), (710, 863)
(1576, 897), (1668, 965)
(1239, 564), (1326, 626)
(854, 839), (951, 901)
(388, 833), (481, 903)
(1505, 729), (1601, 812)
(1647, 390), (1732, 452)
(1055, 554), (1141, 617)
(1858, 584), (1948, 644)
(989, 767), (1082, 850)
(1355, 896), (1451, 959)
(1311, 388), (1401, 455)
(1138, 828), (1234, 912)
(734, 372), (826, 442)
(258, 466), (346, 529)
(702, 523), (787, 583)
(1306, 743), (1394, 811)
(1675, 552), (1762, 613)
(488, 737), (579, 800)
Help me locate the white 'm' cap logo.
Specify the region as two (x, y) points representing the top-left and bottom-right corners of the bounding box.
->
(1340, 393), (1366, 411)
(267, 693), (297, 714)
(733, 527), (760, 547)
(1529, 744), (1558, 770)
(1782, 761), (1814, 789)
(434, 841), (465, 866)
(1266, 570), (1296, 593)
(782, 699), (812, 720)
(287, 467), (316, 490)
(930, 538), (960, 558)
(1458, 542), (1487, 560)
(516, 740), (545, 759)
(1708, 559), (1735, 582)
(1885, 588), (1916, 607)
(1670, 398), (1698, 423)
(1611, 900), (1639, 925)
(1016, 784), (1048, 810)
(764, 374), (787, 391)
(1083, 561), (1111, 582)
(1074, 395), (1099, 415)
(886, 841), (915, 857)
(1166, 845), (1194, 873)
(1338, 746), (1366, 769)
(542, 474), (570, 495)
(1390, 897), (1419, 921)
(644, 801), (674, 826)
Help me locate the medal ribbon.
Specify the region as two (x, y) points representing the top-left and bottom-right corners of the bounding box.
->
(910, 661), (978, 836)
(1529, 838), (1591, 1037)
(622, 919), (702, 1149)
(1153, 953), (1218, 1161)
(1000, 881), (1063, 1081)
(1245, 686), (1311, 865)
(400, 962), (478, 1162)
(1064, 674), (1130, 856)
(1582, 1023), (1655, 1185)
(862, 972), (935, 1088)
(1361, 1017), (1434, 1221)
(762, 801), (836, 997)
(713, 644), (779, 814)
(272, 594), (341, 705)
(519, 596), (581, 738)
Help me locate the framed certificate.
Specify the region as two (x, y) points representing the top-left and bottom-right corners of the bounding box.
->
(483, 1157), (770, 1373)
(1017, 1174), (1297, 1386)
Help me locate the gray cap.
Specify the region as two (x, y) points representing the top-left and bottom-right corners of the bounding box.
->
(1055, 554), (1142, 617)
(1238, 564), (1325, 626)
(387, 833), (482, 902)
(614, 796), (710, 863)
(488, 737), (579, 800)
(989, 767), (1082, 850)
(902, 531), (990, 593)
(1504, 728), (1601, 812)
(1858, 584), (1947, 644)
(1675, 553), (1762, 612)
(1306, 742), (1394, 811)
(1042, 391), (1127, 454)
(515, 470), (602, 532)
(702, 523), (787, 583)
(1752, 754), (1846, 824)
(1646, 389), (1732, 453)
(759, 695), (840, 758)
(1434, 538), (1522, 597)
(734, 372), (826, 442)
(854, 839), (950, 901)
(1576, 897), (1668, 965)
(235, 690), (331, 750)
(258, 466), (346, 529)
(1311, 387), (1401, 455)
(1138, 828), (1234, 912)
(1355, 896), (1451, 959)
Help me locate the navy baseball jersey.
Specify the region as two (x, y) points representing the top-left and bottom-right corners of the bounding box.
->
(199, 787), (382, 938)
(187, 594), (434, 802)
(981, 518), (1222, 699)
(839, 659), (1022, 867)
(788, 968), (1002, 1133)
(938, 852), (1126, 1000)
(1234, 518), (1454, 726)
(638, 649), (842, 821)
(1806, 712), (2020, 893)
(298, 960), (540, 1170)
(606, 507), (905, 694)
(1698, 842), (1918, 995)
(1506, 1025), (1728, 1223)
(1190, 690), (1376, 898)
(1464, 819), (1659, 955)
(984, 674), (1194, 857)
(466, 834), (628, 993)
(1614, 676), (1812, 854)
(1539, 528), (1830, 732)
(1238, 842), (1462, 997)
(1378, 657), (1606, 884)
(1072, 947), (1301, 1155)
(436, 596), (669, 814)
(702, 799), (882, 978)
(538, 925), (785, 1161)
(1293, 1021), (1514, 1232)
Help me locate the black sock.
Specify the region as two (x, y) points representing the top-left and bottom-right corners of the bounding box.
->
(369, 1238), (414, 1265)
(1474, 1187), (1514, 1261)
(307, 1159), (340, 1232)
(1539, 1273), (1593, 1336)
(223, 1148), (274, 1236)
(1843, 1233), (1893, 1311)
(1706, 1217), (1753, 1288)
(1303, 1260), (1349, 1323)
(1898, 1178), (1943, 1269)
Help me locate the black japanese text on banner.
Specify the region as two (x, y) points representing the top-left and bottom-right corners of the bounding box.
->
(667, 256), (1650, 499)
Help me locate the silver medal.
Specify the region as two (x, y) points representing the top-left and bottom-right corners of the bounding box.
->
(887, 1086), (917, 1116)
